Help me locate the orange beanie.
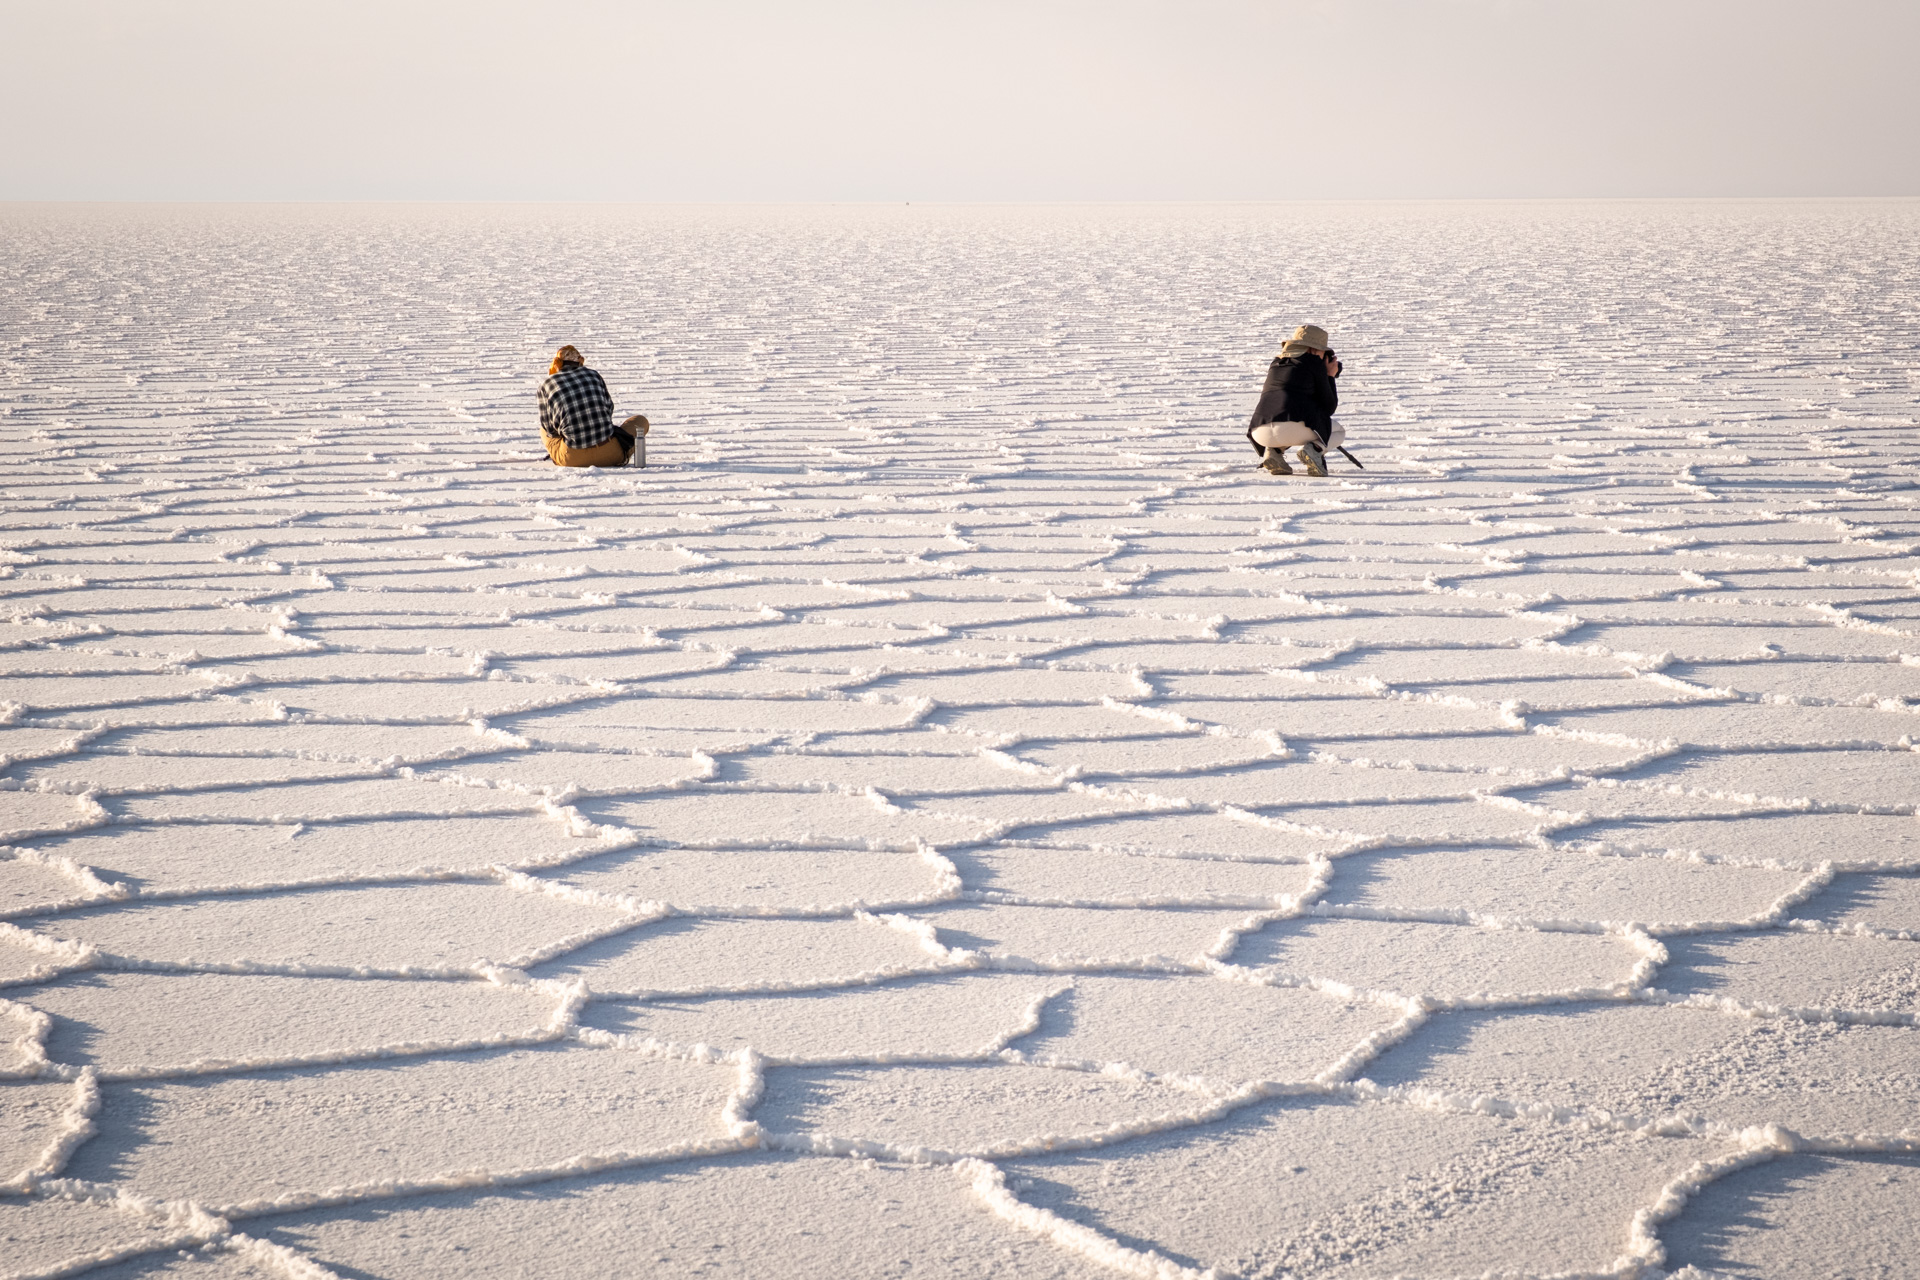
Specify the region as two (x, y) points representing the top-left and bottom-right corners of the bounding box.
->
(548, 345), (584, 376)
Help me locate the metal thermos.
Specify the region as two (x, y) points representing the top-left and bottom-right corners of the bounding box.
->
(622, 415), (650, 468)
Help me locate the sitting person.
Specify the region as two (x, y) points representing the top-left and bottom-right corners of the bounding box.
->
(539, 345), (648, 467)
(1246, 324), (1344, 477)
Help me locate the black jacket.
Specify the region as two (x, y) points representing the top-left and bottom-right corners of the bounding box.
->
(1246, 353), (1338, 452)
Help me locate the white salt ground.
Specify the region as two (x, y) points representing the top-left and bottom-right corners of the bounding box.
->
(2, 199), (1919, 1278)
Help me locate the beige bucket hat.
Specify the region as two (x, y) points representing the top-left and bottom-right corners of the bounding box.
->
(1278, 324), (1330, 358)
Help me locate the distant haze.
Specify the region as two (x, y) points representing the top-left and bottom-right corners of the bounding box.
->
(4, 0), (1916, 201)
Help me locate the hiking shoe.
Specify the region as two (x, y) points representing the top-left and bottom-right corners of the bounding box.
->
(1260, 447), (1293, 475)
(1298, 442), (1328, 477)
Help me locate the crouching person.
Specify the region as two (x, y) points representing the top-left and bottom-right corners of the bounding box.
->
(1247, 324), (1343, 477)
(539, 345), (648, 467)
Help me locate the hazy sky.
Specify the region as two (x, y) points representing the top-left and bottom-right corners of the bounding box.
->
(5, 0), (1916, 201)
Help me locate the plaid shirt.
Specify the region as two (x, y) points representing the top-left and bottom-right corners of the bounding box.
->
(538, 365), (616, 449)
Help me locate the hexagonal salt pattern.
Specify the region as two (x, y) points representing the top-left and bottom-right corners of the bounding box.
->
(2, 200), (1916, 1277)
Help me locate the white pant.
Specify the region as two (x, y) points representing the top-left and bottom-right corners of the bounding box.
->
(1251, 418), (1344, 451)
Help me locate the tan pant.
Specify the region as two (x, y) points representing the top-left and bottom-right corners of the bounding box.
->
(544, 433), (629, 468)
(1250, 418), (1345, 451)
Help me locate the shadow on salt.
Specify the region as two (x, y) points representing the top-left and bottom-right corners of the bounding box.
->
(1535, 701), (1920, 749)
(1660, 1151), (1920, 1278)
(949, 846), (1313, 908)
(1021, 974), (1402, 1084)
(1364, 1000), (1920, 1136)
(14, 814), (606, 892)
(580, 973), (1058, 1060)
(537, 915), (945, 997)
(16, 969), (559, 1077)
(757, 1060), (1198, 1158)
(552, 844), (950, 912)
(1237, 917), (1644, 1001)
(0, 1198), (201, 1280)
(584, 790), (985, 850)
(1329, 843), (1808, 927)
(1009, 810), (1339, 862)
(1790, 869), (1920, 933)
(247, 1152), (1114, 1280)
(1656, 930), (1920, 1013)
(1247, 796), (1552, 842)
(1556, 811), (1920, 870)
(102, 776), (544, 823)
(915, 902), (1254, 967)
(31, 880), (627, 974)
(1002, 1094), (1706, 1280)
(60, 1043), (738, 1213)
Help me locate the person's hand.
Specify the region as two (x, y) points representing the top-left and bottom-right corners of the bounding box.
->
(1324, 352), (1342, 378)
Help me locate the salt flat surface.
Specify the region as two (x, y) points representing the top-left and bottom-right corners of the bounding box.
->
(2, 200), (1918, 1278)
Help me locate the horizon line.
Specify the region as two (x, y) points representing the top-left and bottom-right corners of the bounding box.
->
(5, 194), (1919, 208)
